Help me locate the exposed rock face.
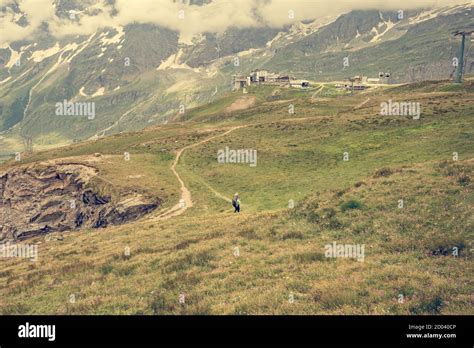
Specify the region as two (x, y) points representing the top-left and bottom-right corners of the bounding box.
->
(0, 163), (160, 241)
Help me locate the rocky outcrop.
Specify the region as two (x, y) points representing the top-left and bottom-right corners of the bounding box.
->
(0, 163), (160, 241)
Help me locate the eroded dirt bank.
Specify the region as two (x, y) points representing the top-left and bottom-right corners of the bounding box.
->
(0, 162), (160, 241)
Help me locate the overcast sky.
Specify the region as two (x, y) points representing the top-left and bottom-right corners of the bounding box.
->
(0, 0), (472, 44)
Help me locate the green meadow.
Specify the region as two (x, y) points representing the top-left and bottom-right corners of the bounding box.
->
(0, 80), (472, 314)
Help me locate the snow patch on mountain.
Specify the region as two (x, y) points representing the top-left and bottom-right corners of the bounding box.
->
(79, 86), (88, 97)
(3, 43), (31, 69)
(370, 19), (395, 42)
(30, 43), (61, 63)
(5, 45), (20, 68)
(157, 48), (199, 72)
(12, 12), (23, 23)
(408, 9), (440, 24)
(66, 33), (96, 63)
(91, 87), (105, 97)
(265, 16), (338, 49)
(0, 76), (12, 84)
(68, 9), (85, 18)
(237, 48), (260, 57)
(100, 26), (125, 46)
(266, 32), (284, 48)
(79, 86), (106, 98)
(62, 43), (79, 54)
(2, 67), (32, 86)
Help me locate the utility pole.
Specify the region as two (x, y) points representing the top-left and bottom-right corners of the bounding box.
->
(453, 30), (473, 83)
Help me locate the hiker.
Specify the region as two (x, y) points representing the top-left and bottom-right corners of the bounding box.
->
(232, 193), (241, 213)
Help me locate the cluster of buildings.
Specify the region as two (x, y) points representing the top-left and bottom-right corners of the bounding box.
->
(232, 70), (310, 90)
(336, 72), (391, 91)
(232, 70), (391, 92)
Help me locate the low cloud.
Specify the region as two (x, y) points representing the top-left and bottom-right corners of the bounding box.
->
(0, 0), (471, 45)
(0, 0), (55, 43)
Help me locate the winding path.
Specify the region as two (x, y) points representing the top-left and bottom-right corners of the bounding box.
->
(149, 125), (246, 221)
(354, 97), (371, 110)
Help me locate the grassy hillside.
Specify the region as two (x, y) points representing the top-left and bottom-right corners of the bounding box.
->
(0, 80), (472, 314)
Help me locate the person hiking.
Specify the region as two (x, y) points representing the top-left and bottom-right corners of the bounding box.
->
(232, 193), (241, 213)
